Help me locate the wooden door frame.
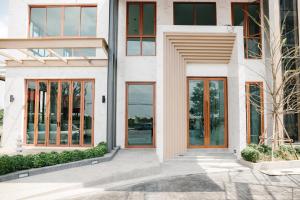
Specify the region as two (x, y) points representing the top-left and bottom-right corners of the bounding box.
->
(125, 81), (156, 148)
(23, 79), (95, 147)
(187, 77), (228, 148)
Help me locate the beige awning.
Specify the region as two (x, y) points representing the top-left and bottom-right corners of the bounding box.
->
(0, 37), (108, 67)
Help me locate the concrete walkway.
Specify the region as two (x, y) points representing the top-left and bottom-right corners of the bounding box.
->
(0, 149), (300, 200)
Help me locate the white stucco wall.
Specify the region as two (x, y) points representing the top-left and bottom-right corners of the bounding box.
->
(2, 67), (107, 148)
(0, 81), (4, 110)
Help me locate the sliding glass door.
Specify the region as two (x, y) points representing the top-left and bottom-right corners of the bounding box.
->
(188, 77), (228, 148)
(24, 79), (94, 147)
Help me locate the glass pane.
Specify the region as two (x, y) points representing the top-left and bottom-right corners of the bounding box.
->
(249, 84), (262, 144)
(60, 82), (70, 145)
(195, 3), (216, 25)
(209, 80), (225, 146)
(127, 84), (154, 146)
(128, 4), (140, 35)
(232, 4), (244, 26)
(247, 38), (261, 58)
(143, 3), (155, 35)
(64, 7), (80, 36)
(189, 80), (204, 146)
(174, 3), (194, 25)
(248, 4), (261, 36)
(142, 38), (155, 56)
(49, 82), (58, 145)
(127, 38), (141, 56)
(37, 82), (47, 144)
(72, 81), (81, 145)
(26, 81), (36, 144)
(284, 114), (299, 142)
(74, 48), (96, 57)
(30, 8), (46, 37)
(81, 7), (97, 36)
(46, 8), (61, 36)
(83, 82), (93, 145)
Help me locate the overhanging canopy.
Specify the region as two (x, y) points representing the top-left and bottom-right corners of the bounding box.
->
(0, 37), (108, 67)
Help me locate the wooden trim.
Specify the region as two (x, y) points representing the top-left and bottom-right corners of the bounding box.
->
(125, 82), (156, 148)
(187, 77), (228, 148)
(245, 81), (264, 144)
(173, 2), (217, 25)
(126, 2), (156, 56)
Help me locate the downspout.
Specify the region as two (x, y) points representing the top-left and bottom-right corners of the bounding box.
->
(107, 0), (118, 152)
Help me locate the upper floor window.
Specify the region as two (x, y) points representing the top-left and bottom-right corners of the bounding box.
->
(174, 3), (216, 25)
(126, 2), (156, 56)
(30, 6), (97, 38)
(232, 3), (262, 59)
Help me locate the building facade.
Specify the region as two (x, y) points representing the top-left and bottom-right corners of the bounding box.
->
(0, 0), (299, 161)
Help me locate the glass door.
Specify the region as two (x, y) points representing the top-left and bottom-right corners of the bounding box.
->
(188, 77), (227, 148)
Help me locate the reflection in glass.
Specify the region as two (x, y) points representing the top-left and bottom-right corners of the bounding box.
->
(84, 82), (93, 145)
(30, 8), (46, 37)
(232, 4), (244, 26)
(143, 4), (155, 35)
(81, 7), (97, 36)
(37, 82), (47, 144)
(60, 82), (70, 145)
(189, 80), (204, 145)
(248, 4), (261, 36)
(49, 82), (58, 144)
(247, 38), (261, 58)
(64, 7), (80, 36)
(209, 81), (225, 146)
(128, 4), (140, 35)
(26, 81), (36, 144)
(72, 82), (81, 145)
(142, 38), (155, 56)
(248, 84), (262, 144)
(46, 8), (61, 36)
(127, 84), (154, 146)
(127, 38), (141, 56)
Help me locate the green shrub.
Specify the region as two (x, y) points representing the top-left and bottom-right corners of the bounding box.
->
(275, 145), (297, 160)
(241, 146), (260, 163)
(257, 144), (272, 155)
(0, 142), (107, 176)
(295, 146), (300, 155)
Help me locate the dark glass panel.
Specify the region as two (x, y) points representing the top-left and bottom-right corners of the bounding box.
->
(127, 38), (141, 56)
(143, 3), (155, 35)
(248, 4), (261, 36)
(60, 82), (70, 145)
(127, 84), (154, 146)
(209, 80), (225, 146)
(49, 82), (58, 145)
(83, 81), (93, 145)
(232, 4), (244, 26)
(64, 7), (80, 36)
(142, 38), (155, 56)
(46, 8), (61, 36)
(26, 81), (36, 144)
(30, 8), (46, 37)
(247, 38), (261, 58)
(72, 81), (81, 145)
(195, 3), (216, 25)
(128, 4), (140, 35)
(249, 84), (262, 144)
(81, 7), (97, 36)
(37, 82), (47, 144)
(174, 3), (194, 25)
(189, 80), (204, 146)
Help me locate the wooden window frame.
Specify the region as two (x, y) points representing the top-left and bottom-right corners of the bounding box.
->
(173, 2), (217, 26)
(187, 77), (228, 149)
(23, 79), (95, 147)
(28, 5), (98, 38)
(231, 2), (262, 59)
(126, 2), (157, 56)
(125, 82), (156, 148)
(245, 82), (264, 144)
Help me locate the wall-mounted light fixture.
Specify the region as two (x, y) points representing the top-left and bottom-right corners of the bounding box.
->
(102, 95), (106, 103)
(10, 95), (15, 103)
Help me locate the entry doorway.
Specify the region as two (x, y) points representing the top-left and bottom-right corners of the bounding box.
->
(187, 77), (228, 148)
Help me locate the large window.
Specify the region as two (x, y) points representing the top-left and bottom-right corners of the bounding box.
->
(246, 82), (264, 144)
(232, 3), (262, 59)
(24, 79), (94, 147)
(30, 6), (97, 37)
(174, 3), (216, 25)
(126, 2), (156, 56)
